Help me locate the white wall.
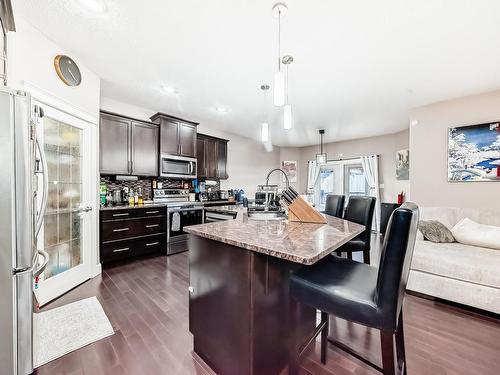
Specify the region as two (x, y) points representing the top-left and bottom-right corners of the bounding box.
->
(100, 97), (281, 197)
(296, 130), (410, 202)
(7, 17), (100, 120)
(410, 89), (500, 209)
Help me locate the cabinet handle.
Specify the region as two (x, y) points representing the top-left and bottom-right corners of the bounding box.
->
(145, 210), (160, 214)
(146, 242), (160, 247)
(113, 213), (129, 217)
(113, 247), (130, 253)
(130, 160), (134, 174)
(180, 144), (183, 155)
(146, 224), (160, 228)
(113, 227), (129, 232)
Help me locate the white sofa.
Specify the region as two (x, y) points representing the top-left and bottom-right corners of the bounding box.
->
(407, 207), (500, 314)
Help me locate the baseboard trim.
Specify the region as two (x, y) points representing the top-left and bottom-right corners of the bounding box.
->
(406, 290), (500, 322)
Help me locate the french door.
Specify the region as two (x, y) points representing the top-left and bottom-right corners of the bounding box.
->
(34, 102), (95, 306)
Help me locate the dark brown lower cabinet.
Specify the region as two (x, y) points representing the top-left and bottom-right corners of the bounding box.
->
(100, 206), (167, 263)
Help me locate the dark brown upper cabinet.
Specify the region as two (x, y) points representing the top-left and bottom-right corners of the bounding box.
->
(100, 112), (159, 176)
(150, 113), (198, 158)
(197, 133), (229, 180)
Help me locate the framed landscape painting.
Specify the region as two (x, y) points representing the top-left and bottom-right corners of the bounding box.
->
(448, 121), (500, 182)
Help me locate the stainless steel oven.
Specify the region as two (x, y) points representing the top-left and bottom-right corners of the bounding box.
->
(160, 154), (197, 179)
(166, 203), (204, 255)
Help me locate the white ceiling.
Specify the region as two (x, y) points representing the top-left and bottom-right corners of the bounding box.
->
(14, 0), (500, 146)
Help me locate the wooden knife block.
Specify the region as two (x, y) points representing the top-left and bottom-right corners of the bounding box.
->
(288, 196), (327, 224)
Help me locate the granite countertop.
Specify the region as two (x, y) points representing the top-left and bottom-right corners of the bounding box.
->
(184, 214), (364, 265)
(99, 202), (169, 211)
(100, 201), (241, 211)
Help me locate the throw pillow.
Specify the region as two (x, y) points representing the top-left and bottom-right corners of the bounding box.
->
(418, 220), (455, 243)
(451, 218), (500, 250)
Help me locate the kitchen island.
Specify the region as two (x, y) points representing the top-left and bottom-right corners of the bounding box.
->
(184, 213), (364, 375)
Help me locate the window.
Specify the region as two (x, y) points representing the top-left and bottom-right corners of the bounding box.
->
(344, 165), (369, 198)
(318, 166), (335, 211)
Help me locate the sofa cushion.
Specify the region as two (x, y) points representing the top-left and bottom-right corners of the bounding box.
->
(419, 220), (455, 243)
(411, 240), (500, 288)
(452, 218), (500, 250)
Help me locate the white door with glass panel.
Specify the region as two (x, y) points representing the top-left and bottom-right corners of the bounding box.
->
(34, 103), (95, 306)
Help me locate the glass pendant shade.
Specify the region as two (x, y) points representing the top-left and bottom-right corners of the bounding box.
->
(283, 104), (292, 130)
(261, 122), (269, 142)
(316, 153), (327, 165)
(274, 71), (285, 106)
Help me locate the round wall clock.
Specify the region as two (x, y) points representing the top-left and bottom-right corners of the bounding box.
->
(54, 55), (82, 86)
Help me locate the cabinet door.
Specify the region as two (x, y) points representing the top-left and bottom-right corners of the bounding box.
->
(100, 114), (130, 174)
(131, 122), (159, 176)
(160, 119), (179, 155)
(216, 140), (228, 179)
(196, 137), (206, 178)
(205, 138), (217, 178)
(179, 123), (197, 157)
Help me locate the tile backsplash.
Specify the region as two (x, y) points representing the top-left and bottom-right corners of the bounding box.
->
(100, 176), (221, 200)
(100, 176), (185, 200)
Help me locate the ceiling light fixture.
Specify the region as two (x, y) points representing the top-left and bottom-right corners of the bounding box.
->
(260, 84), (270, 143)
(316, 130), (327, 165)
(272, 2), (288, 107)
(77, 0), (107, 13)
(282, 55), (293, 130)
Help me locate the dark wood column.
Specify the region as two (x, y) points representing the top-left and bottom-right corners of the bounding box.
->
(189, 235), (316, 375)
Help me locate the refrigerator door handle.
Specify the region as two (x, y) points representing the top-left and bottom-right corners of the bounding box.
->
(33, 249), (49, 278)
(35, 137), (48, 237)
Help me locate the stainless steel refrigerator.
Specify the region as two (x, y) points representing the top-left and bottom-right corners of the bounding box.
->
(0, 87), (49, 375)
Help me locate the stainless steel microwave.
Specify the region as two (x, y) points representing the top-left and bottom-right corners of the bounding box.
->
(160, 154), (197, 179)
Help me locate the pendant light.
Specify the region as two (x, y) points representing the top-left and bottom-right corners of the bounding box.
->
(316, 130), (327, 165)
(260, 84), (270, 142)
(272, 3), (288, 107)
(282, 55), (293, 129)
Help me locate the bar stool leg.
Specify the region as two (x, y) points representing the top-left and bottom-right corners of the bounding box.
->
(380, 330), (396, 375)
(395, 311), (407, 375)
(363, 249), (371, 264)
(320, 312), (329, 364)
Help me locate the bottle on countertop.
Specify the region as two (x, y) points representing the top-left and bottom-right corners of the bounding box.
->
(152, 179), (157, 189)
(157, 180), (163, 189)
(134, 190), (139, 205)
(138, 187), (143, 205)
(128, 189), (135, 206)
(99, 180), (107, 207)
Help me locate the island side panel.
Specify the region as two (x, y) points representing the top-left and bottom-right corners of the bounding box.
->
(188, 235), (252, 375)
(250, 252), (316, 375)
(188, 234), (318, 375)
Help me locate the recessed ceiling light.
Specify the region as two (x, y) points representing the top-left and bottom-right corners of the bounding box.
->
(161, 85), (178, 94)
(215, 107), (228, 113)
(77, 0), (107, 13)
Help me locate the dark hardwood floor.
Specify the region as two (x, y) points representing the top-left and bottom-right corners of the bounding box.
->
(35, 250), (500, 375)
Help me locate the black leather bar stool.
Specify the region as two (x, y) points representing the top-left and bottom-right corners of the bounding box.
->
(289, 203), (419, 375)
(322, 194), (345, 218)
(336, 195), (376, 264)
